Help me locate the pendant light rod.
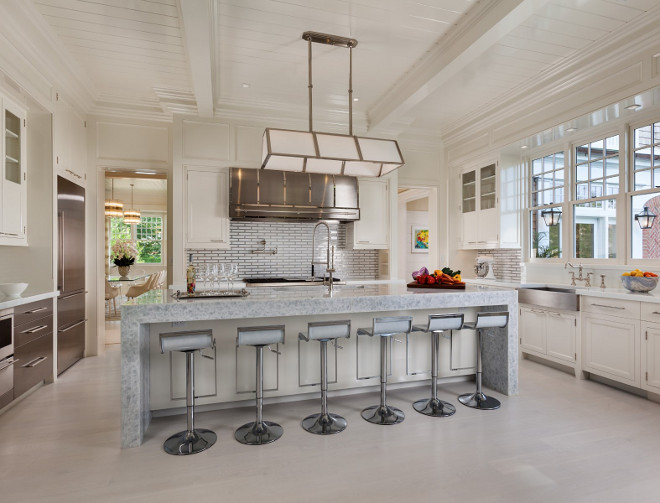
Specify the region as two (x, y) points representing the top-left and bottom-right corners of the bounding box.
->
(308, 36), (313, 132)
(349, 45), (353, 136)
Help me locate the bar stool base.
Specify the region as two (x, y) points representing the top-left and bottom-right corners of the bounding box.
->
(234, 421), (283, 445)
(361, 404), (405, 425)
(458, 391), (501, 410)
(413, 398), (456, 417)
(302, 412), (347, 435)
(163, 428), (217, 455)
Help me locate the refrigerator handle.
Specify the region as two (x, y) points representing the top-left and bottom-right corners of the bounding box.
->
(57, 210), (64, 292)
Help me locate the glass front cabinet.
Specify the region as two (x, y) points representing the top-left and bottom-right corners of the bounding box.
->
(460, 163), (498, 248)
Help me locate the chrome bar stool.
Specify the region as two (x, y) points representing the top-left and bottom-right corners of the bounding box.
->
(412, 313), (464, 417)
(299, 320), (351, 435)
(234, 325), (285, 445)
(159, 329), (216, 455)
(357, 316), (413, 425)
(458, 311), (509, 410)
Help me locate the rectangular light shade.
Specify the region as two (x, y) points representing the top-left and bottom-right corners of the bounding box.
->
(262, 128), (404, 177)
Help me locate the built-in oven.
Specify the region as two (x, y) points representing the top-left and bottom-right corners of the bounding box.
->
(0, 308), (15, 400)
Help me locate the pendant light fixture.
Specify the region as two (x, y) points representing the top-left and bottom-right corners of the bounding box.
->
(123, 183), (141, 225)
(261, 31), (404, 177)
(104, 178), (124, 217)
(541, 205), (562, 227)
(635, 205), (656, 229)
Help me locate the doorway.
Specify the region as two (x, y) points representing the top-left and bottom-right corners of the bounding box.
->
(397, 187), (438, 282)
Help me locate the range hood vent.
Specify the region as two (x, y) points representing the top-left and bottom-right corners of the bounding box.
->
(229, 168), (360, 221)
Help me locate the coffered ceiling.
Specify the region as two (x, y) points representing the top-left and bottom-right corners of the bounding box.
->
(29, 0), (660, 139)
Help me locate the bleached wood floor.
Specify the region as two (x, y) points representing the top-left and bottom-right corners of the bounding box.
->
(2, 336), (660, 502)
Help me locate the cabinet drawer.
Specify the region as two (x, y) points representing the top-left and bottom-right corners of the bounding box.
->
(14, 333), (52, 398)
(641, 303), (660, 323)
(58, 292), (85, 328)
(14, 315), (52, 348)
(581, 296), (640, 319)
(14, 299), (53, 327)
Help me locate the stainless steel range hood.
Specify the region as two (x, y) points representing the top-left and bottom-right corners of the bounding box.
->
(229, 168), (360, 221)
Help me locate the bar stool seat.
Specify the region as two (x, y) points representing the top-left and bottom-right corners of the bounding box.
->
(357, 316), (413, 425)
(235, 325), (285, 445)
(299, 320), (351, 435)
(458, 311), (509, 410)
(412, 313), (464, 417)
(159, 330), (216, 455)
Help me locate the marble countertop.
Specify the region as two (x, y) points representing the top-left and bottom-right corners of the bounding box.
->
(0, 290), (59, 310)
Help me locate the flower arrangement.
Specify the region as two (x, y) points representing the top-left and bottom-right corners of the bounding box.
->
(112, 239), (137, 267)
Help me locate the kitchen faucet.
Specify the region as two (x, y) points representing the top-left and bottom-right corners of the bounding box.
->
(565, 262), (592, 287)
(311, 222), (335, 292)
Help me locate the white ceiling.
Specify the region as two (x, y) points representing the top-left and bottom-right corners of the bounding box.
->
(31, 0), (660, 139)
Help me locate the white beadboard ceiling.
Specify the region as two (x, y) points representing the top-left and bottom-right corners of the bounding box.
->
(30, 0), (660, 138)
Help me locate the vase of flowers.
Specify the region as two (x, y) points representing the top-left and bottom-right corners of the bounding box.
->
(112, 239), (137, 278)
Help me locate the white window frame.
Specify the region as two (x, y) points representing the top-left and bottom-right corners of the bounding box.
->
(109, 211), (167, 266)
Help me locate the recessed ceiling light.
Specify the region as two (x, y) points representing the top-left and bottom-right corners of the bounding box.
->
(353, 97), (359, 102)
(626, 103), (641, 111)
(566, 127), (578, 133)
(241, 83), (250, 88)
(520, 145), (528, 149)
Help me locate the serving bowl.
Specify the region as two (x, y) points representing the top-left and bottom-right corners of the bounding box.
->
(0, 282), (28, 299)
(621, 276), (658, 293)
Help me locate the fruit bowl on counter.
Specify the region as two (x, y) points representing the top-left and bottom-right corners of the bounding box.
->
(621, 270), (658, 293)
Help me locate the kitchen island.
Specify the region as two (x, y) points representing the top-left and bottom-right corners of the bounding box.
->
(120, 283), (518, 447)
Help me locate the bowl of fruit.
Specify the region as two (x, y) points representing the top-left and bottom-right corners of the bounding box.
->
(621, 270), (658, 293)
(410, 267), (464, 288)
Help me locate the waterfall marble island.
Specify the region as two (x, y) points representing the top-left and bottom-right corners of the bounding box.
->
(120, 284), (518, 448)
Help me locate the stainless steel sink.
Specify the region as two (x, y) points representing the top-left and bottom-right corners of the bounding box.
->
(517, 286), (580, 311)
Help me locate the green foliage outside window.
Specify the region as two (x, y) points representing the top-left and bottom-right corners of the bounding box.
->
(110, 215), (163, 264)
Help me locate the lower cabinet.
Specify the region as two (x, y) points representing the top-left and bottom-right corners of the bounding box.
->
(642, 322), (660, 393)
(57, 320), (85, 375)
(14, 332), (53, 398)
(520, 305), (576, 366)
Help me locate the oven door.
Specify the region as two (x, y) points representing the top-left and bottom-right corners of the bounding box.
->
(0, 355), (16, 399)
(0, 310), (13, 362)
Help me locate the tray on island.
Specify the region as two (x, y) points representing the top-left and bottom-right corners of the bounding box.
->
(172, 289), (250, 299)
(407, 282), (466, 290)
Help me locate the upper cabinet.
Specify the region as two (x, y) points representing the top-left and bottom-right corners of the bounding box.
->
(346, 177), (390, 249)
(53, 93), (86, 187)
(184, 166), (230, 249)
(0, 96), (27, 246)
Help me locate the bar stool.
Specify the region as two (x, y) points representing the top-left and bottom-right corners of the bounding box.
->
(412, 313), (464, 417)
(458, 311), (509, 410)
(357, 316), (413, 425)
(299, 320), (351, 435)
(159, 329), (216, 455)
(234, 325), (285, 445)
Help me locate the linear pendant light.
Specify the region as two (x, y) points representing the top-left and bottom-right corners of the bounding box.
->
(123, 183), (141, 225)
(261, 31), (404, 177)
(104, 178), (124, 217)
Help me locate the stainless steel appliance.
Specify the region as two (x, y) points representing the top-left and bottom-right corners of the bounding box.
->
(243, 277), (343, 287)
(474, 256), (495, 279)
(0, 308), (15, 407)
(57, 176), (86, 375)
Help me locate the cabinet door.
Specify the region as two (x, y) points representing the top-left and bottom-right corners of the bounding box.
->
(54, 95), (85, 186)
(1, 99), (26, 241)
(185, 167), (230, 249)
(545, 311), (576, 363)
(349, 178), (389, 249)
(519, 307), (546, 354)
(642, 323), (660, 392)
(14, 332), (52, 397)
(583, 313), (639, 386)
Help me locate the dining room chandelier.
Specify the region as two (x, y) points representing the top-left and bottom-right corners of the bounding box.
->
(123, 183), (141, 225)
(104, 178), (124, 217)
(261, 31), (404, 177)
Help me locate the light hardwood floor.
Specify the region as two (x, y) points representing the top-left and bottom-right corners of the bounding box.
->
(2, 343), (660, 502)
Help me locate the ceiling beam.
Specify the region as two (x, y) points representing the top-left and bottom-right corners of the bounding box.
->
(368, 0), (553, 132)
(179, 0), (216, 117)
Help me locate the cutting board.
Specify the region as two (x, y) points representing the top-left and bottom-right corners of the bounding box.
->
(407, 281), (466, 290)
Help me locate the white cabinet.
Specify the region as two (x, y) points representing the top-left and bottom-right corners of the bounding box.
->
(53, 93), (86, 186)
(459, 163), (499, 249)
(0, 97), (27, 246)
(520, 305), (577, 367)
(642, 323), (660, 392)
(346, 177), (389, 249)
(184, 166), (230, 249)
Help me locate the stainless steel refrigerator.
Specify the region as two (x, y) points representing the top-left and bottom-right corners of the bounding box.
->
(57, 176), (85, 375)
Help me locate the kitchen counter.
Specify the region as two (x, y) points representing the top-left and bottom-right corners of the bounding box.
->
(0, 290), (59, 310)
(121, 283), (518, 447)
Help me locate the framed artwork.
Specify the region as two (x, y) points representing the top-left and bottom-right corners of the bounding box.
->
(412, 226), (429, 253)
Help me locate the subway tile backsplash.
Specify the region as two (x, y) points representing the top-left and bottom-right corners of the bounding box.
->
(477, 248), (522, 282)
(187, 220), (379, 280)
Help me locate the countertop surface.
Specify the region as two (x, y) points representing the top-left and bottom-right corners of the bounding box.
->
(0, 290), (59, 310)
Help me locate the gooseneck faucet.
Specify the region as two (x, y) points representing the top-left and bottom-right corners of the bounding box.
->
(311, 222), (335, 292)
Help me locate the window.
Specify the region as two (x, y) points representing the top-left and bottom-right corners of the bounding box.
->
(109, 214), (165, 265)
(573, 199), (617, 259)
(529, 152), (564, 258)
(575, 136), (620, 200)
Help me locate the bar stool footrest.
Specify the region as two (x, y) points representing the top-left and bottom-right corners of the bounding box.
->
(163, 428), (217, 455)
(458, 391), (501, 410)
(235, 420), (283, 445)
(361, 404), (405, 425)
(413, 398), (456, 417)
(302, 412), (347, 435)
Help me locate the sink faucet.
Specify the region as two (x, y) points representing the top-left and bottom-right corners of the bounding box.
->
(565, 262), (592, 287)
(311, 222), (335, 292)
